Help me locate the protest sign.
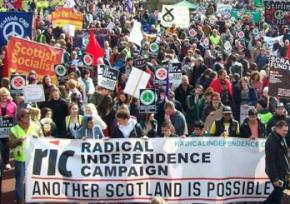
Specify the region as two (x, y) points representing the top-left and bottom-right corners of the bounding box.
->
(0, 12), (33, 47)
(128, 20), (143, 47)
(168, 63), (182, 87)
(264, 1), (290, 25)
(139, 89), (156, 113)
(231, 9), (261, 23)
(63, 24), (76, 37)
(54, 64), (68, 82)
(161, 5), (189, 28)
(63, 0), (76, 8)
(268, 56), (290, 98)
(154, 67), (168, 86)
(52, 8), (83, 30)
(216, 3), (232, 17)
(26, 137), (272, 203)
(75, 29), (109, 49)
(134, 58), (147, 69)
(263, 35), (284, 55)
(5, 36), (63, 80)
(97, 64), (105, 85)
(23, 84), (45, 103)
(0, 117), (14, 138)
(124, 67), (150, 98)
(10, 74), (26, 96)
(99, 67), (119, 91)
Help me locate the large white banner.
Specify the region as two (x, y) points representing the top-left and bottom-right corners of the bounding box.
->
(263, 35), (284, 55)
(160, 5), (190, 28)
(26, 138), (272, 203)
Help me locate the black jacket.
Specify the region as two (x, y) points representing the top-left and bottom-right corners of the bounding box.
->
(266, 114), (289, 135)
(213, 118), (239, 137)
(240, 118), (265, 138)
(265, 131), (289, 182)
(174, 84), (193, 112)
(110, 122), (144, 138)
(46, 98), (69, 138)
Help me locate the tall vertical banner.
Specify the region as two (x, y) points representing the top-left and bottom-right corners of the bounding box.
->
(0, 12), (32, 47)
(52, 8), (83, 30)
(168, 63), (182, 87)
(5, 36), (63, 79)
(264, 1), (290, 25)
(26, 138), (272, 203)
(160, 5), (189, 28)
(268, 56), (290, 98)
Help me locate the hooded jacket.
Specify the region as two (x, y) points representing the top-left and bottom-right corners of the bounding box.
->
(76, 116), (104, 139)
(110, 118), (144, 138)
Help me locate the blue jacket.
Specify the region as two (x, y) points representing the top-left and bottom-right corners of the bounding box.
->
(76, 116), (104, 139)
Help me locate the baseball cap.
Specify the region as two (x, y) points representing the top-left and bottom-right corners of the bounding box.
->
(222, 106), (232, 113)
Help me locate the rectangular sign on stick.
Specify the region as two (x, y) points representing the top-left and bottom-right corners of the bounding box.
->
(99, 67), (119, 91)
(124, 67), (150, 98)
(268, 56), (290, 98)
(139, 89), (156, 113)
(0, 117), (14, 138)
(23, 84), (45, 103)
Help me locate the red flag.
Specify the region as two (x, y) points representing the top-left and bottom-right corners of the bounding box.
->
(286, 46), (290, 60)
(86, 31), (104, 65)
(4, 0), (23, 9)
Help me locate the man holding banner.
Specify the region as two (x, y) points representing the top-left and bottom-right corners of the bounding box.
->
(264, 120), (290, 204)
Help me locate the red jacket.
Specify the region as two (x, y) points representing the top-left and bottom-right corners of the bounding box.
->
(210, 78), (232, 96)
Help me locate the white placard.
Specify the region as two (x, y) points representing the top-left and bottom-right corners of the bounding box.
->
(124, 67), (150, 98)
(23, 84), (45, 103)
(161, 5), (190, 28)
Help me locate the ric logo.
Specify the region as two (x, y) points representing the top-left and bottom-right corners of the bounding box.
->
(32, 149), (75, 177)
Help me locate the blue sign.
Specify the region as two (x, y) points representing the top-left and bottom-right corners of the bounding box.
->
(0, 12), (33, 47)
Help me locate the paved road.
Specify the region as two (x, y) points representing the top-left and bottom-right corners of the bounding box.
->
(1, 167), (15, 204)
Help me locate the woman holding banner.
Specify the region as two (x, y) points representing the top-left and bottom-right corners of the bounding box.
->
(0, 87), (17, 170)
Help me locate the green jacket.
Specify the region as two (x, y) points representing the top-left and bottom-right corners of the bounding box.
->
(185, 94), (205, 124)
(258, 109), (273, 128)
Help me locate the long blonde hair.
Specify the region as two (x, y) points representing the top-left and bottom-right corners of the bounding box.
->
(84, 103), (107, 130)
